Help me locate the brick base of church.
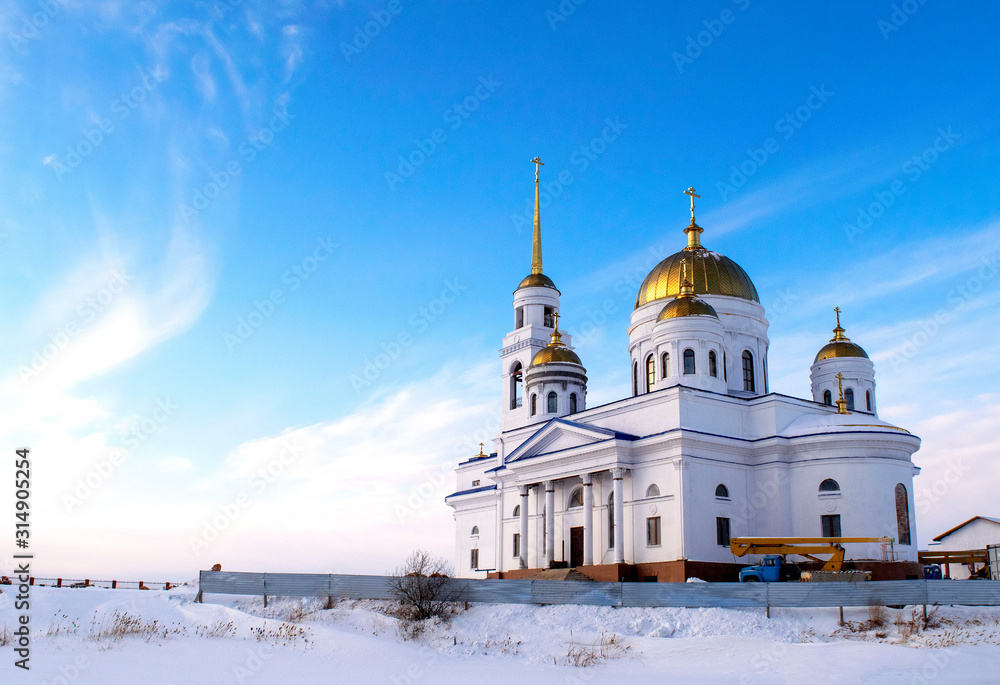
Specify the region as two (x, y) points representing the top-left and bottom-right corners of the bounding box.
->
(487, 559), (923, 582)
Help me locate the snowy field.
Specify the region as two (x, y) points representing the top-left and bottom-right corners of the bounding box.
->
(2, 584), (1000, 684)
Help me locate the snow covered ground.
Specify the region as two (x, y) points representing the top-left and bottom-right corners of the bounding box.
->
(2, 584), (1000, 684)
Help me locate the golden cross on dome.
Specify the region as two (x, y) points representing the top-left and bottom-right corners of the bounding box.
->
(834, 307), (842, 328)
(835, 372), (849, 414)
(530, 156), (544, 180)
(552, 311), (560, 331)
(478, 442), (485, 456)
(684, 186), (700, 223)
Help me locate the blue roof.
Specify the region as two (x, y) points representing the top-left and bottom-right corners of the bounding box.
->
(444, 484), (497, 500)
(458, 453), (496, 466)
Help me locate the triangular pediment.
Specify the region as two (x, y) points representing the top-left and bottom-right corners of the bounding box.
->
(505, 419), (635, 464)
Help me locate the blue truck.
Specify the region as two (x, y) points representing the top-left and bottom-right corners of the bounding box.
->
(738, 555), (802, 582)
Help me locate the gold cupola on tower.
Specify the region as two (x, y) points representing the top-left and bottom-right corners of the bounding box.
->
(814, 308), (869, 362)
(529, 312), (583, 367)
(516, 157), (559, 292)
(657, 258), (720, 320)
(636, 187), (758, 308)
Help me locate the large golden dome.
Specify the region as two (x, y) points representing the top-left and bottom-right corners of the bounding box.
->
(636, 247), (759, 308)
(517, 273), (559, 291)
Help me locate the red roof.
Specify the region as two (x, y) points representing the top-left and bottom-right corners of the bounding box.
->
(932, 515), (1000, 542)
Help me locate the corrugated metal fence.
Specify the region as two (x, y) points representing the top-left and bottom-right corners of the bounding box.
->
(199, 571), (1000, 609)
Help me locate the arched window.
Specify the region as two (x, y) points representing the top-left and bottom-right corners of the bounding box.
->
(513, 505), (520, 518)
(683, 348), (695, 374)
(569, 488), (583, 508)
(646, 355), (655, 392)
(470, 526), (479, 536)
(866, 390), (872, 412)
(547, 391), (558, 413)
(715, 484), (729, 498)
(823, 390), (832, 405)
(515, 306), (524, 329)
(895, 484), (911, 545)
(646, 484), (660, 498)
(569, 393), (578, 414)
(632, 361), (638, 397)
(543, 307), (554, 328)
(510, 362), (523, 409)
(742, 351), (755, 392)
(608, 492), (615, 549)
(844, 388), (855, 411)
(661, 352), (669, 378)
(708, 350), (718, 377)
(819, 478), (840, 493)
(530, 394), (537, 416)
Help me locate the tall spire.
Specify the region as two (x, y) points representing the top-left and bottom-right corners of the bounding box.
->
(531, 156), (545, 275)
(683, 186), (704, 250)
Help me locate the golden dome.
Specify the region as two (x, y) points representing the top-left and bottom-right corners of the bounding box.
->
(658, 295), (719, 320)
(517, 273), (559, 291)
(814, 308), (869, 362)
(636, 247), (759, 308)
(531, 345), (582, 366)
(529, 314), (583, 367)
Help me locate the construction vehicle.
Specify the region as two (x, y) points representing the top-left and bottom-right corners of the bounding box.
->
(918, 549), (989, 579)
(730, 537), (894, 582)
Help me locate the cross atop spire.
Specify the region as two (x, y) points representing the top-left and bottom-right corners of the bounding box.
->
(683, 186), (704, 250)
(835, 372), (850, 414)
(831, 306), (849, 341)
(530, 157), (545, 275)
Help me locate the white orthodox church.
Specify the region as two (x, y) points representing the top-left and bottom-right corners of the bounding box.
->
(445, 163), (923, 582)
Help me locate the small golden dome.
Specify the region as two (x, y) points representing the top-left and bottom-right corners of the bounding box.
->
(529, 313), (583, 367)
(517, 273), (559, 291)
(814, 340), (869, 363)
(636, 247), (758, 308)
(531, 345), (583, 366)
(814, 308), (869, 362)
(658, 296), (719, 320)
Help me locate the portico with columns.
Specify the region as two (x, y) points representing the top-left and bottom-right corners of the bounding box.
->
(445, 170), (923, 582)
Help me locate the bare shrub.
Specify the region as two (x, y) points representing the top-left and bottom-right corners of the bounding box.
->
(867, 604), (888, 628)
(565, 631), (630, 667)
(923, 605), (941, 630)
(195, 620), (236, 638)
(0, 626), (10, 646)
(386, 550), (464, 637)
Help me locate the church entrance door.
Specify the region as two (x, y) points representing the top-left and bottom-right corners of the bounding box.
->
(570, 527), (584, 568)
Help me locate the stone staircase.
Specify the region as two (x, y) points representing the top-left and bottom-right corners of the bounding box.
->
(528, 568), (593, 582)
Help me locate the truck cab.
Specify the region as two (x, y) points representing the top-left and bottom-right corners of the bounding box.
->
(739, 555), (802, 582)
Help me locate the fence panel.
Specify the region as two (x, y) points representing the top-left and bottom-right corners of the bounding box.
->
(198, 572), (1000, 609)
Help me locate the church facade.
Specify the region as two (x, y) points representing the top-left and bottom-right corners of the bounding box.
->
(445, 164), (922, 582)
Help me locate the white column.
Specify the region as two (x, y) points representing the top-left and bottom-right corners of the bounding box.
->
(518, 485), (529, 569)
(582, 473), (594, 566)
(544, 480), (555, 568)
(612, 468), (625, 564)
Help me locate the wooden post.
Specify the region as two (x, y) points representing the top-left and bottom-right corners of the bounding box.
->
(839, 606), (844, 625)
(923, 604), (928, 621)
(57, 578), (62, 588)
(84, 579), (89, 587)
(263, 594), (268, 608)
(195, 590), (203, 603)
(112, 580), (117, 589)
(29, 577), (34, 586)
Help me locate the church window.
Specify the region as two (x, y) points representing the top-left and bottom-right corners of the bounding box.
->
(632, 362), (638, 396)
(823, 390), (832, 405)
(513, 533), (520, 558)
(717, 517), (731, 546)
(709, 350), (718, 377)
(819, 478), (840, 493)
(845, 388), (855, 411)
(742, 351), (755, 392)
(646, 484), (660, 498)
(547, 391), (558, 413)
(715, 484), (729, 499)
(608, 493), (615, 549)
(511, 362), (523, 409)
(513, 504), (520, 518)
(661, 352), (669, 378)
(470, 548), (479, 569)
(530, 394), (537, 416)
(866, 390), (872, 412)
(723, 352), (727, 382)
(569, 488), (583, 508)
(515, 306), (524, 329)
(683, 349), (695, 374)
(569, 393), (578, 414)
(470, 526), (479, 536)
(646, 355), (655, 392)
(646, 517), (661, 546)
(472, 480), (480, 487)
(544, 307), (555, 328)
(821, 514), (842, 538)
(895, 484), (911, 545)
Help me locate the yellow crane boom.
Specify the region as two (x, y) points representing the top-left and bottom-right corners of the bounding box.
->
(730, 537), (895, 572)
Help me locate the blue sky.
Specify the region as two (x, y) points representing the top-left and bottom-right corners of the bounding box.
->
(1, 0), (998, 579)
